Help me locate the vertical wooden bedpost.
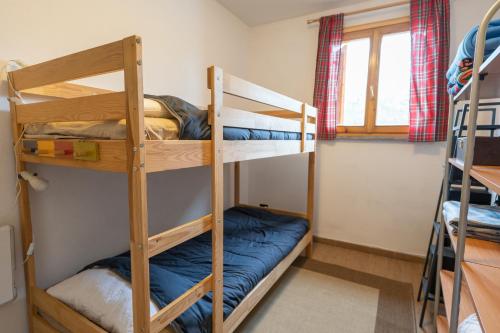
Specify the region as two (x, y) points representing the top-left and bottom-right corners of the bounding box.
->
(208, 65), (224, 332)
(234, 162), (240, 206)
(123, 35), (150, 333)
(8, 72), (36, 333)
(306, 151), (316, 258)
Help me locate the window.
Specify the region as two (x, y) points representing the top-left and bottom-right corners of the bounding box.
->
(337, 19), (410, 136)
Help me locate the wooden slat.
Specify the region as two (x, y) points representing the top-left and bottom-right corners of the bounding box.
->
(223, 231), (313, 333)
(256, 110), (302, 119)
(462, 262), (500, 333)
(208, 65), (225, 333)
(11, 40), (124, 91)
(221, 106), (302, 132)
(16, 92), (127, 124)
(440, 270), (476, 325)
(223, 140), (315, 163)
(304, 104), (317, 118)
(20, 139), (127, 173)
(148, 214), (212, 258)
(470, 165), (500, 195)
(445, 217), (500, 269)
(223, 73), (302, 113)
(32, 288), (106, 333)
(22, 82), (114, 99)
(237, 204), (307, 219)
(123, 35), (150, 333)
(33, 314), (59, 333)
(145, 140), (210, 172)
(150, 275), (213, 333)
(449, 158), (500, 194)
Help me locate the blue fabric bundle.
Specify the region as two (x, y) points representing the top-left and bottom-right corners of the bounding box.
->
(447, 19), (500, 95)
(87, 207), (309, 333)
(145, 94), (312, 141)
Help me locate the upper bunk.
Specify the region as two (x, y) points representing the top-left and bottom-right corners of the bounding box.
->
(8, 35), (317, 174)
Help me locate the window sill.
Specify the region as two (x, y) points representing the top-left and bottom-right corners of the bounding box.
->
(335, 133), (408, 141)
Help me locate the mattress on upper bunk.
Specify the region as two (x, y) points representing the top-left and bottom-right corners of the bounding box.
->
(24, 95), (311, 141)
(46, 207), (309, 333)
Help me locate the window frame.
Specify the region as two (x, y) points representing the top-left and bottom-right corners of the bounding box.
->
(336, 17), (410, 138)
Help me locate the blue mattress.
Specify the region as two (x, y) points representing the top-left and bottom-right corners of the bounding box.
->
(88, 207), (309, 333)
(146, 94), (314, 141)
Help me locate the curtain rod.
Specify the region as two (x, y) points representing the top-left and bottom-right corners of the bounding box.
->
(306, 0), (410, 24)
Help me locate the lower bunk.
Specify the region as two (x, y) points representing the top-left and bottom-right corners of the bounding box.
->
(34, 206), (312, 333)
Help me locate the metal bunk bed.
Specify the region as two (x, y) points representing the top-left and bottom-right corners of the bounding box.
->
(434, 2), (500, 332)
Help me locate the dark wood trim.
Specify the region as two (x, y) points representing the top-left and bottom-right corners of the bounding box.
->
(314, 236), (424, 263)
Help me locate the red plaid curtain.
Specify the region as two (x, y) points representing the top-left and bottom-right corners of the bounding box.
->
(409, 0), (450, 142)
(313, 14), (344, 140)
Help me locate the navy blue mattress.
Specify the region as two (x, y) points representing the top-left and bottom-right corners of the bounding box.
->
(88, 207), (309, 333)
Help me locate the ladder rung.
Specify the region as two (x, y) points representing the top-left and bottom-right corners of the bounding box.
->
(148, 214), (212, 258)
(150, 274), (213, 333)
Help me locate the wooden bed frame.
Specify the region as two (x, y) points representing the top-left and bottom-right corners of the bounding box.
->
(9, 35), (317, 333)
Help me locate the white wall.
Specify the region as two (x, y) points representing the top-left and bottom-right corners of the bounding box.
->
(0, 1), (250, 332)
(242, 0), (498, 257)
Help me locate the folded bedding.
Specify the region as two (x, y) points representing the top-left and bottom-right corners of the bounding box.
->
(443, 201), (500, 242)
(447, 19), (500, 95)
(47, 207), (309, 333)
(24, 95), (311, 141)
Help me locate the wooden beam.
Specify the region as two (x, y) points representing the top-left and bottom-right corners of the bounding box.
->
(145, 140), (210, 173)
(208, 65), (224, 333)
(223, 140), (315, 163)
(256, 110), (302, 119)
(11, 39), (124, 90)
(150, 275), (213, 333)
(22, 82), (114, 99)
(8, 72), (36, 333)
(223, 73), (302, 113)
(148, 214), (212, 258)
(32, 288), (106, 333)
(223, 231), (313, 332)
(16, 92), (127, 124)
(221, 106), (302, 132)
(306, 152), (316, 257)
(123, 35), (150, 333)
(237, 204), (307, 220)
(20, 139), (127, 173)
(301, 104), (306, 152)
(304, 104), (318, 118)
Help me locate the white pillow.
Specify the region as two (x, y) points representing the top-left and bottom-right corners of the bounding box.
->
(47, 268), (158, 333)
(144, 99), (172, 119)
(458, 314), (483, 333)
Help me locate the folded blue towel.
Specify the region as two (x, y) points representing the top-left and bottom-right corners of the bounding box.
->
(447, 19), (500, 81)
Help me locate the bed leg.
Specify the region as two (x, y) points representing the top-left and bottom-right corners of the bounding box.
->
(306, 152), (315, 259)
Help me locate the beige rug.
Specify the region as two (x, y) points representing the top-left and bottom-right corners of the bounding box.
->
(237, 258), (416, 333)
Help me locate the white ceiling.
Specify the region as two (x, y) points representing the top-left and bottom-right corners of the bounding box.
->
(217, 0), (368, 26)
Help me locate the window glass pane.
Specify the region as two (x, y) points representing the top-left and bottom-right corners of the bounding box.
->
(376, 31), (411, 126)
(340, 38), (370, 126)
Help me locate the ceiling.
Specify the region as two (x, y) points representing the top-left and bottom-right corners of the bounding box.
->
(217, 0), (367, 26)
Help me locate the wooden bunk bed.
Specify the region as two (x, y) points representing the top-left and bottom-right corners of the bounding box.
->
(8, 35), (317, 333)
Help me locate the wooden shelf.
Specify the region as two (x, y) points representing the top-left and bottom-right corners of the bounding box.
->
(440, 270), (476, 326)
(454, 45), (500, 101)
(462, 262), (500, 333)
(449, 158), (500, 194)
(445, 220), (500, 268)
(436, 315), (449, 333)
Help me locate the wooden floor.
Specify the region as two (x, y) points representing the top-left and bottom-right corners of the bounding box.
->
(311, 242), (432, 332)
